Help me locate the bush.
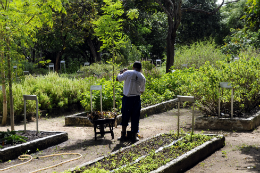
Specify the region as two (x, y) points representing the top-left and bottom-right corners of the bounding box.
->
(141, 61), (154, 71)
(80, 63), (120, 80)
(81, 78), (124, 112)
(174, 40), (226, 69)
(222, 28), (260, 57)
(178, 54), (260, 116)
(0, 73), (95, 119)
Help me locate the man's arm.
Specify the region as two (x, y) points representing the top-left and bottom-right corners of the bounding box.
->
(140, 76), (146, 94)
(116, 68), (128, 82)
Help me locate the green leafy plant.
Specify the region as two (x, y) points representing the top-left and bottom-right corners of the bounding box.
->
(0, 129), (28, 146)
(174, 40), (226, 69)
(221, 28), (260, 57)
(69, 132), (215, 173)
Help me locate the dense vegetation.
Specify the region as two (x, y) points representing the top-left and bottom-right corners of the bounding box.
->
(1, 0), (260, 125)
(1, 40), (260, 121)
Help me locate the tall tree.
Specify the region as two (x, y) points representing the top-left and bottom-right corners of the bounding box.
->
(0, 0), (64, 128)
(35, 0), (98, 71)
(92, 0), (127, 110)
(177, 0), (222, 45)
(154, 0), (224, 72)
(122, 0), (167, 60)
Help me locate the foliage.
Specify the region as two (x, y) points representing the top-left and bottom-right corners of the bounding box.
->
(81, 78), (124, 112)
(35, 0), (96, 71)
(0, 73), (95, 119)
(217, 0), (247, 44)
(242, 0), (260, 31)
(19, 60), (49, 75)
(220, 0), (247, 29)
(122, 1), (166, 60)
(174, 40), (226, 69)
(141, 61), (155, 71)
(92, 0), (127, 53)
(221, 28), (260, 56)
(80, 63), (120, 80)
(4, 43), (260, 121)
(119, 40), (142, 64)
(178, 51), (260, 116)
(67, 132), (214, 173)
(63, 56), (86, 74)
(0, 129), (28, 146)
(178, 0), (222, 44)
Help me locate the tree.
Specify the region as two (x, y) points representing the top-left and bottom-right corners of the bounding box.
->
(177, 0), (222, 45)
(122, 0), (167, 60)
(217, 0), (247, 44)
(154, 0), (224, 73)
(0, 0), (64, 128)
(34, 0), (97, 72)
(92, 0), (127, 110)
(92, 0), (138, 110)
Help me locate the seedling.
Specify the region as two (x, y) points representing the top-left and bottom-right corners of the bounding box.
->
(222, 150), (227, 158)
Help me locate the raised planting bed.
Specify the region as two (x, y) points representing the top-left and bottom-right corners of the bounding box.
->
(69, 132), (225, 173)
(0, 130), (68, 162)
(65, 98), (178, 126)
(195, 108), (260, 131)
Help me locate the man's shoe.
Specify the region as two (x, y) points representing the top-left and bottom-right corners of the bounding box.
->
(117, 131), (126, 141)
(132, 133), (139, 142)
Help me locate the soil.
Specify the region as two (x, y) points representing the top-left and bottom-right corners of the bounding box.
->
(0, 131), (60, 149)
(0, 108), (260, 173)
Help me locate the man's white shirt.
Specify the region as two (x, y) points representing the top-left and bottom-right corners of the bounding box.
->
(117, 70), (146, 96)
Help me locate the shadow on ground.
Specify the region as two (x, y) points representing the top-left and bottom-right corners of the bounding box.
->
(236, 145), (260, 172)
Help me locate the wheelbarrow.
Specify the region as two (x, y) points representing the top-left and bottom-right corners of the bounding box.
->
(93, 118), (115, 140)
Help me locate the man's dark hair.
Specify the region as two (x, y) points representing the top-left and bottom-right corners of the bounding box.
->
(133, 61), (142, 70)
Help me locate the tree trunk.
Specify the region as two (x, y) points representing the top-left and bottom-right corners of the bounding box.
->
(0, 29), (7, 126)
(1, 72), (7, 126)
(165, 0), (182, 73)
(1, 48), (7, 126)
(55, 51), (62, 72)
(87, 36), (98, 63)
(31, 48), (35, 63)
(7, 39), (14, 130)
(97, 41), (101, 61)
(166, 15), (175, 73)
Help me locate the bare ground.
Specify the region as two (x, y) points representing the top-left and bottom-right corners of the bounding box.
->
(0, 108), (260, 173)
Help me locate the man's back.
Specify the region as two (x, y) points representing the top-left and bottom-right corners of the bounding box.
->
(117, 70), (146, 96)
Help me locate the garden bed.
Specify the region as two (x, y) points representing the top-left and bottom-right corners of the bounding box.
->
(69, 133), (225, 173)
(195, 108), (260, 131)
(65, 98), (178, 126)
(0, 130), (68, 162)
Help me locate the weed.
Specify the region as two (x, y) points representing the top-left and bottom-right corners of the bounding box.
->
(200, 162), (205, 167)
(222, 150), (227, 158)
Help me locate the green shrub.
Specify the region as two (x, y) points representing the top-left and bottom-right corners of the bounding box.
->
(0, 73), (95, 119)
(174, 40), (226, 69)
(221, 28), (260, 57)
(80, 63), (120, 80)
(141, 61), (154, 71)
(178, 55), (260, 116)
(81, 78), (123, 112)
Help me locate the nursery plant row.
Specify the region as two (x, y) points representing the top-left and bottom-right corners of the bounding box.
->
(65, 131), (220, 173)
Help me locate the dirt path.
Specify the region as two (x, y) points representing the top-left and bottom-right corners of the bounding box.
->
(0, 108), (260, 173)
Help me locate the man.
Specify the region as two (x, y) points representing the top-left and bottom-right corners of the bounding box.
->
(116, 61), (146, 142)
